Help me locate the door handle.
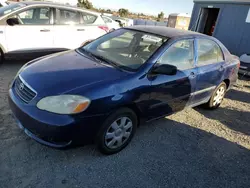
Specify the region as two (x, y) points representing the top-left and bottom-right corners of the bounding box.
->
(40, 29), (50, 32)
(189, 72), (196, 79)
(77, 29), (85, 31)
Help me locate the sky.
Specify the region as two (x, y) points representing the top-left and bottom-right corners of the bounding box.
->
(90, 0), (194, 16)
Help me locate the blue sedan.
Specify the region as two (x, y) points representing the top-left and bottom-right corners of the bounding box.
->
(9, 26), (240, 154)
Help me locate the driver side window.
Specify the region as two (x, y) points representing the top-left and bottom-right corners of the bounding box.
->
(158, 39), (194, 70)
(17, 7), (51, 25)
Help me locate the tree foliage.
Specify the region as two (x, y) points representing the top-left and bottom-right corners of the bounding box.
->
(157, 11), (164, 21)
(118, 8), (129, 17)
(78, 0), (93, 9)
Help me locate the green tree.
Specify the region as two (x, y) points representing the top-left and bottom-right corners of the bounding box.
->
(157, 11), (164, 21)
(106, 9), (111, 13)
(78, 0), (93, 9)
(118, 8), (129, 17)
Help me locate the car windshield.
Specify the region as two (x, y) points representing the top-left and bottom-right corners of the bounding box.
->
(0, 3), (26, 17)
(81, 29), (167, 71)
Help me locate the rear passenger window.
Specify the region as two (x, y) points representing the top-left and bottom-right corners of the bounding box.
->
(102, 16), (112, 23)
(82, 12), (97, 24)
(197, 39), (224, 66)
(158, 39), (194, 70)
(55, 9), (81, 25)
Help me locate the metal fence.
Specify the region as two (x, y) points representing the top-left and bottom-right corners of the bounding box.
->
(133, 19), (168, 26)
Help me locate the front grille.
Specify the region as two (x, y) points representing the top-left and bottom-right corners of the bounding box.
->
(14, 76), (36, 103)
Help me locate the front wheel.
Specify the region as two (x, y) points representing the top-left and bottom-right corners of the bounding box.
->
(96, 108), (137, 155)
(205, 82), (227, 109)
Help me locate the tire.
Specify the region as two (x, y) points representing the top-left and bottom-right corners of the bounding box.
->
(96, 108), (137, 155)
(205, 82), (227, 109)
(0, 48), (4, 65)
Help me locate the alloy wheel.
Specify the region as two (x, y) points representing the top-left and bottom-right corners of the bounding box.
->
(213, 86), (225, 106)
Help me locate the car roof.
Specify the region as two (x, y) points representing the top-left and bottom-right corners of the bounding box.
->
(124, 26), (206, 38)
(16, 1), (101, 16)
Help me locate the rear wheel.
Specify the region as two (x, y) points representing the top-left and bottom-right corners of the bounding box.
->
(96, 108), (137, 155)
(205, 82), (227, 109)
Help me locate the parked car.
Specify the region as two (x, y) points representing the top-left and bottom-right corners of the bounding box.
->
(0, 1), (108, 64)
(239, 54), (250, 76)
(9, 26), (239, 155)
(0, 0), (8, 7)
(101, 15), (120, 31)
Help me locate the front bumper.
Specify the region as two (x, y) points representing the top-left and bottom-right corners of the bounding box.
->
(239, 68), (250, 76)
(239, 61), (250, 76)
(9, 89), (107, 148)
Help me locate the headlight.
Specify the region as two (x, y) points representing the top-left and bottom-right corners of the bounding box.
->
(37, 95), (91, 115)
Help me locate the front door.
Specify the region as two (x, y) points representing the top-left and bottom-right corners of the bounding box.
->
(5, 7), (54, 52)
(192, 38), (225, 104)
(148, 39), (197, 120)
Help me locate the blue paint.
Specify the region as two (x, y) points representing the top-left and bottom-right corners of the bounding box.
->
(8, 28), (239, 147)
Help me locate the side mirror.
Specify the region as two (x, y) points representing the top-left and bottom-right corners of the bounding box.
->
(7, 17), (19, 26)
(152, 64), (177, 75)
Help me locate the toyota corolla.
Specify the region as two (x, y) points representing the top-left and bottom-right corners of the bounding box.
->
(9, 26), (239, 154)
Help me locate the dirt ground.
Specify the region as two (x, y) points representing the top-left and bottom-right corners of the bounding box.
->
(0, 62), (250, 188)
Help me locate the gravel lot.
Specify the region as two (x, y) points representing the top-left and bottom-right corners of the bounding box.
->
(1, 61), (250, 188)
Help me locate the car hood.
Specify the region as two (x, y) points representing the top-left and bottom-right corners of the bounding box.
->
(20, 50), (128, 96)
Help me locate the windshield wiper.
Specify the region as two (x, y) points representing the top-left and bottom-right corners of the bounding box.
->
(78, 48), (129, 71)
(79, 48), (102, 63)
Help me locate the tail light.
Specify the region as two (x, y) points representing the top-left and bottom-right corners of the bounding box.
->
(98, 26), (109, 33)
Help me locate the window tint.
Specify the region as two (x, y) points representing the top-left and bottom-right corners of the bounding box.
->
(17, 8), (51, 25)
(102, 16), (112, 23)
(84, 29), (166, 71)
(197, 39), (224, 66)
(159, 39), (194, 70)
(82, 12), (97, 24)
(55, 9), (81, 25)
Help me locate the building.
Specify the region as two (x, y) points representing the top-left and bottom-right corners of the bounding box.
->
(167, 13), (191, 30)
(189, 0), (250, 56)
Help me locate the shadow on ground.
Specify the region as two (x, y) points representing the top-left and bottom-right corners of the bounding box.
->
(0, 116), (249, 188)
(195, 106), (250, 136)
(226, 88), (250, 104)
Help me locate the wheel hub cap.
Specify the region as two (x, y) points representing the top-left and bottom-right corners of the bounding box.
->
(115, 129), (123, 137)
(105, 117), (133, 149)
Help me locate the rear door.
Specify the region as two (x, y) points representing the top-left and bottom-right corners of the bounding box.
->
(148, 39), (197, 119)
(53, 8), (83, 49)
(53, 8), (105, 49)
(192, 38), (225, 104)
(5, 7), (54, 52)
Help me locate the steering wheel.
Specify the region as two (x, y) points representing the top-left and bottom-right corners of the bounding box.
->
(132, 45), (149, 58)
